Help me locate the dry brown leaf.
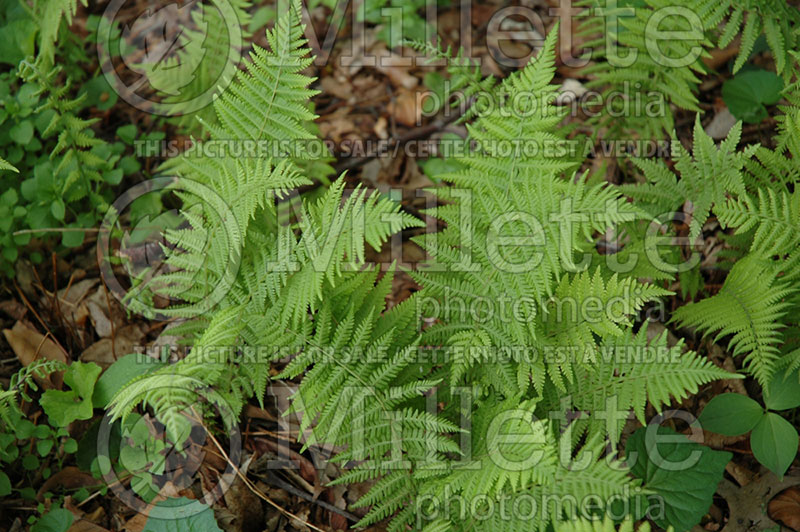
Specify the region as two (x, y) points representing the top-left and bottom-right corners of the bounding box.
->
(43, 279), (98, 324)
(373, 116), (388, 139)
(703, 40), (741, 70)
(0, 300), (27, 320)
(37, 467), (98, 501)
(318, 107), (357, 143)
(67, 521), (110, 532)
(84, 286), (126, 339)
(2, 321), (68, 387)
(388, 88), (423, 127)
(320, 76), (354, 101)
(769, 486), (800, 531)
(80, 324), (145, 369)
(222, 459), (263, 532)
(372, 44), (418, 89)
(86, 300), (113, 338)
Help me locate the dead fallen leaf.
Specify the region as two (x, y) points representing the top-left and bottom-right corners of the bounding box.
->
(703, 39), (741, 70)
(319, 107), (357, 143)
(0, 300), (27, 320)
(86, 300), (113, 338)
(121, 482), (187, 532)
(705, 108), (737, 140)
(388, 88), (423, 127)
(769, 486), (800, 531)
(2, 321), (69, 387)
(37, 467), (98, 501)
(320, 76), (354, 101)
(373, 116), (388, 139)
(718, 472), (800, 532)
(223, 457), (263, 532)
(67, 521), (110, 532)
(372, 44), (418, 89)
(80, 324), (145, 369)
(57, 279), (97, 306)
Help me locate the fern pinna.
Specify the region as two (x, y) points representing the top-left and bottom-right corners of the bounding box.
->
(110, 6), (733, 531)
(619, 92), (800, 389)
(577, 0), (800, 138)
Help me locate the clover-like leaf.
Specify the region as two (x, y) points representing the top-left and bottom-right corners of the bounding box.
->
(41, 362), (101, 427)
(750, 412), (798, 480)
(141, 497), (223, 532)
(764, 368), (800, 412)
(698, 393), (764, 436)
(722, 69), (784, 123)
(625, 426), (731, 531)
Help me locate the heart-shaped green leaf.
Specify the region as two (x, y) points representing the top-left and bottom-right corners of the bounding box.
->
(722, 69), (784, 123)
(764, 368), (800, 411)
(750, 412), (798, 479)
(625, 426), (732, 531)
(698, 393), (764, 436)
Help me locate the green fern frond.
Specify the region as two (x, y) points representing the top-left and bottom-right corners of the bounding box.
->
(716, 188), (800, 261)
(672, 257), (795, 385)
(621, 117), (754, 240)
(0, 157), (18, 173)
(34, 0), (85, 66)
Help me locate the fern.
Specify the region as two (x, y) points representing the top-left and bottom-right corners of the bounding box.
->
(672, 257), (794, 386)
(0, 360), (66, 429)
(577, 0), (715, 138)
(621, 86), (800, 386)
(109, 0), (422, 422)
(716, 188), (800, 266)
(714, 0), (800, 79)
(557, 516), (661, 532)
(162, 0), (253, 131)
(577, 0), (800, 137)
(0, 157), (18, 173)
(620, 117), (756, 240)
(19, 61), (113, 211)
(32, 0), (85, 66)
(108, 13), (736, 532)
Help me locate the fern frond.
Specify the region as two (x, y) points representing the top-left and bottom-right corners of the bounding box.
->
(671, 257), (795, 385)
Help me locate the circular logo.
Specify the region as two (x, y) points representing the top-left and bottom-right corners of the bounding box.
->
(97, 176), (242, 320)
(96, 378), (241, 518)
(97, 0), (242, 116)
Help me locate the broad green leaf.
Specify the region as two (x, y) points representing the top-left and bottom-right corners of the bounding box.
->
(64, 362), (102, 401)
(40, 389), (90, 427)
(31, 508), (73, 532)
(15, 419), (35, 439)
(0, 472), (10, 496)
(61, 227), (85, 248)
(764, 368), (800, 411)
(64, 438), (78, 454)
(625, 426), (731, 531)
(50, 199), (65, 221)
(93, 354), (166, 408)
(116, 124), (138, 145)
(37, 438), (54, 456)
(9, 121), (33, 145)
(120, 444), (148, 471)
(698, 393), (763, 436)
(41, 362), (101, 426)
(141, 497), (224, 532)
(0, 188), (18, 206)
(750, 412), (798, 479)
(22, 454), (40, 470)
(722, 70), (784, 123)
